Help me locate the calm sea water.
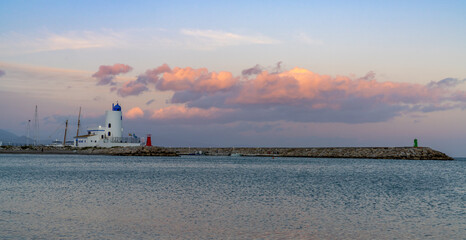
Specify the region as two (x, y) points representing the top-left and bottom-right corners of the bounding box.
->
(0, 154), (464, 239)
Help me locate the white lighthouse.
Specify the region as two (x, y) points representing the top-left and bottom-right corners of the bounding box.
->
(104, 103), (123, 138)
(74, 102), (140, 147)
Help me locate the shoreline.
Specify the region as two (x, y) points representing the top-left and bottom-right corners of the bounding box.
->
(0, 146), (454, 160)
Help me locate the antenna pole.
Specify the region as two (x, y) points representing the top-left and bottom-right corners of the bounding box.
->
(63, 120), (68, 146)
(76, 107), (81, 137)
(34, 105), (39, 146)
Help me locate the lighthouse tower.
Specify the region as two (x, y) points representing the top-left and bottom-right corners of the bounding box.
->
(74, 102), (140, 147)
(105, 102), (123, 138)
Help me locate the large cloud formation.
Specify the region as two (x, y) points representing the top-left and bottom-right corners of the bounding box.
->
(117, 64), (238, 98)
(93, 63), (133, 85)
(107, 63), (466, 124)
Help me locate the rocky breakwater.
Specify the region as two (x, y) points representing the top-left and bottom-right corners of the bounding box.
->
(0, 145), (75, 154)
(0, 145), (178, 156)
(171, 147), (454, 160)
(0, 146), (453, 160)
(78, 146), (178, 156)
(277, 147), (453, 160)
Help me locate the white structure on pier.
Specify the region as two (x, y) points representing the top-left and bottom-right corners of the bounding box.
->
(74, 103), (140, 147)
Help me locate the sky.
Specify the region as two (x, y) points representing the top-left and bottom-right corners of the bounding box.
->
(1, 0), (466, 156)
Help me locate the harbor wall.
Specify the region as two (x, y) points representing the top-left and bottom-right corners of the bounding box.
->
(0, 146), (454, 160)
(170, 147), (454, 160)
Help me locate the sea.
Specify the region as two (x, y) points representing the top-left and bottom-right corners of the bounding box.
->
(0, 154), (464, 239)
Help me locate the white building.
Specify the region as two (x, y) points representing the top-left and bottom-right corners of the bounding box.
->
(74, 103), (141, 147)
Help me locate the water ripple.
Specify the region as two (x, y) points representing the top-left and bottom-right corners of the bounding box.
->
(0, 154), (464, 239)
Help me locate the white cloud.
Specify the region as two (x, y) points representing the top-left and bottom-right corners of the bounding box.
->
(0, 28), (280, 55)
(0, 30), (123, 55)
(179, 29), (280, 50)
(294, 32), (323, 45)
(43, 32), (117, 51)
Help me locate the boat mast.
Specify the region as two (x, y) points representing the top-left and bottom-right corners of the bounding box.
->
(26, 120), (31, 146)
(76, 107), (81, 137)
(63, 120), (68, 146)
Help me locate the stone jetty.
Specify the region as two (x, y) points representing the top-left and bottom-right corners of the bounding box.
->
(79, 146), (178, 156)
(0, 145), (454, 160)
(0, 146), (178, 156)
(171, 147), (454, 160)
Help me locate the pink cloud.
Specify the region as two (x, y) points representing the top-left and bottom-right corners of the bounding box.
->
(118, 81), (148, 97)
(124, 107), (144, 119)
(92, 63), (133, 85)
(103, 63), (466, 124)
(231, 68), (440, 107)
(155, 66), (238, 93)
(116, 64), (171, 97)
(141, 64), (172, 83)
(116, 64), (239, 97)
(166, 67), (464, 123)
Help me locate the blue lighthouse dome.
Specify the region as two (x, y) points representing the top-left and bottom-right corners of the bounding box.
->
(112, 103), (121, 111)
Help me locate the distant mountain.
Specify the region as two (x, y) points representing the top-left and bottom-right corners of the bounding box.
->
(0, 129), (33, 145)
(0, 129), (18, 140)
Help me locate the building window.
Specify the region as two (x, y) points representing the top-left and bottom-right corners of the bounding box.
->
(101, 135), (104, 139)
(108, 123), (111, 128)
(108, 132), (111, 136)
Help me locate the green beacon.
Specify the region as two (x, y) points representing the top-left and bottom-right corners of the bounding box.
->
(414, 138), (418, 148)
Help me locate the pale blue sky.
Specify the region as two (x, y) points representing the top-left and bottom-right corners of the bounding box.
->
(1, 1), (464, 77)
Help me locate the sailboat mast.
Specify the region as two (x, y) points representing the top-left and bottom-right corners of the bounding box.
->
(26, 120), (31, 146)
(76, 107), (81, 137)
(63, 120), (68, 146)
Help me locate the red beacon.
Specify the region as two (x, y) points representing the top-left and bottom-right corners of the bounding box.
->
(146, 134), (152, 147)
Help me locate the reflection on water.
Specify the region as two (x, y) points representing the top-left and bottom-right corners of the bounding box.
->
(0, 154), (465, 239)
